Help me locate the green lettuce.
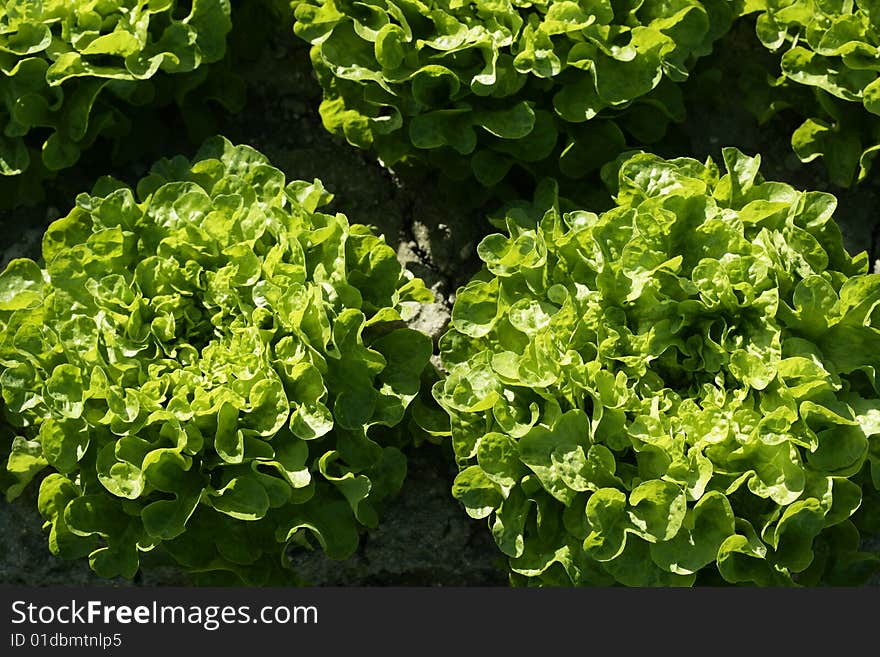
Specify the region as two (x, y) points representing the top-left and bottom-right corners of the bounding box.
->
(0, 136), (434, 584)
(0, 0), (233, 196)
(293, 0), (737, 191)
(747, 0), (880, 186)
(435, 147), (880, 586)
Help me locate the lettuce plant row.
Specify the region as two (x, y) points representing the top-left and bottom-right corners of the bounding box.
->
(0, 137), (434, 584)
(292, 0), (880, 192)
(1, 1), (880, 588)
(435, 148), (880, 585)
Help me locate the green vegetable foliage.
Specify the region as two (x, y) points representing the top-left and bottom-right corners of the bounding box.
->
(749, 0), (880, 186)
(435, 147), (880, 586)
(293, 0), (737, 190)
(0, 0), (232, 185)
(0, 136), (435, 584)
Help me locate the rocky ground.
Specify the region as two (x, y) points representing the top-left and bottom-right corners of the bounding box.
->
(1, 16), (879, 587)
